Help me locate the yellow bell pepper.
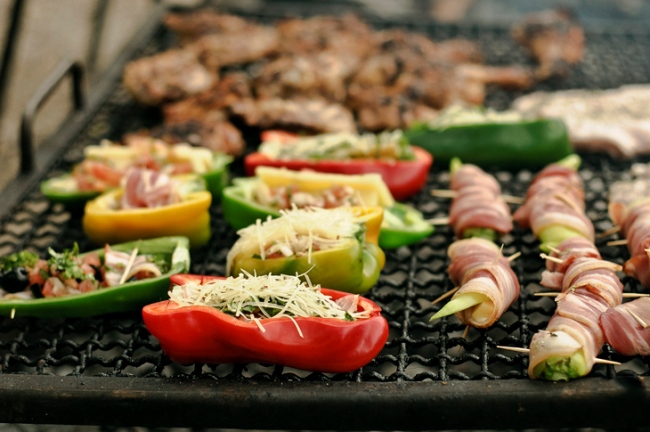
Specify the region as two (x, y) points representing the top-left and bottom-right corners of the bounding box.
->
(83, 186), (212, 248)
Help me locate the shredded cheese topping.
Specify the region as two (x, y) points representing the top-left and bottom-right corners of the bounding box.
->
(168, 272), (370, 335)
(226, 207), (362, 274)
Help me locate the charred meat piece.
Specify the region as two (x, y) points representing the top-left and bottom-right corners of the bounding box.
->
(126, 119), (245, 156)
(231, 98), (357, 134)
(512, 9), (584, 79)
(276, 14), (376, 61)
(253, 53), (355, 103)
(123, 49), (214, 106)
(162, 72), (252, 124)
(374, 30), (483, 65)
(164, 10), (251, 45)
(190, 26), (279, 70)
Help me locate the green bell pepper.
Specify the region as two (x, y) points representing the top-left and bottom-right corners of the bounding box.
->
(226, 206), (385, 294)
(0, 236), (190, 318)
(40, 143), (232, 208)
(404, 106), (572, 170)
(221, 168), (433, 249)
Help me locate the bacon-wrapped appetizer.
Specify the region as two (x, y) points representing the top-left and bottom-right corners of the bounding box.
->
(430, 237), (520, 328)
(513, 155), (594, 251)
(448, 158), (513, 241)
(529, 256), (623, 380)
(600, 297), (650, 357)
(608, 197), (650, 287)
(539, 237), (602, 290)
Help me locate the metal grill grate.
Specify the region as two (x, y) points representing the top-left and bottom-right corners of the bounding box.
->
(1, 8), (650, 428)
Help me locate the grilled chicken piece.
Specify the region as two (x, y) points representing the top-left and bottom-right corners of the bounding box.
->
(126, 118), (245, 156)
(374, 30), (483, 65)
(276, 14), (376, 61)
(162, 72), (252, 124)
(512, 9), (585, 79)
(164, 11), (251, 45)
(190, 26), (279, 70)
(123, 49), (214, 106)
(253, 53), (355, 103)
(231, 98), (357, 134)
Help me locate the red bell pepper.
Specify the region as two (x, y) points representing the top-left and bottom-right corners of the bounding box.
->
(247, 131), (433, 200)
(142, 274), (389, 373)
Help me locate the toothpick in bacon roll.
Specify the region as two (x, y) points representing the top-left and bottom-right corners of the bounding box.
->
(528, 256), (623, 380)
(539, 237), (602, 291)
(430, 237), (520, 328)
(608, 197), (650, 287)
(600, 297), (650, 357)
(513, 155), (594, 251)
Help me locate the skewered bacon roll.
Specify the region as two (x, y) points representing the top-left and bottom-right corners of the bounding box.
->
(449, 160), (513, 240)
(540, 237), (602, 290)
(529, 256), (623, 380)
(432, 237), (520, 328)
(513, 155), (594, 251)
(608, 198), (650, 287)
(600, 297), (650, 356)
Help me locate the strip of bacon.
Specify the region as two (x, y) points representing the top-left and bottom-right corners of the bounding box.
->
(449, 163), (513, 238)
(600, 297), (650, 356)
(439, 237), (520, 328)
(608, 198), (650, 287)
(513, 156), (594, 249)
(528, 256), (623, 380)
(540, 237), (602, 290)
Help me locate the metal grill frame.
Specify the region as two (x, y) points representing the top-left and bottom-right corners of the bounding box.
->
(1, 3), (650, 429)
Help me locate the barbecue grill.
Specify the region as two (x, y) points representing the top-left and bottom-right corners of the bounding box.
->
(1, 3), (650, 429)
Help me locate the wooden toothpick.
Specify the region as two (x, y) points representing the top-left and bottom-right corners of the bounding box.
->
(426, 217), (450, 225)
(119, 247), (139, 285)
(597, 226), (621, 238)
(626, 308), (648, 329)
(462, 325), (470, 340)
(607, 239), (628, 247)
(431, 189), (458, 198)
(534, 292), (649, 298)
(496, 346), (621, 365)
(540, 253), (565, 264)
(432, 286), (460, 305)
(508, 251), (522, 262)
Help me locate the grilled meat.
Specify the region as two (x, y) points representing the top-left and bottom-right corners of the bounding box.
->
(231, 98), (357, 134)
(512, 85), (650, 159)
(162, 72), (252, 124)
(512, 9), (585, 79)
(190, 25), (280, 70)
(164, 11), (251, 45)
(123, 49), (214, 106)
(126, 118), (245, 156)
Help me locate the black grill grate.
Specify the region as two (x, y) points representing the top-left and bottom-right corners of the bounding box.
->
(2, 9), (650, 389)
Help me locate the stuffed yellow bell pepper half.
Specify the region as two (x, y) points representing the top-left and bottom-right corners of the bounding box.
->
(222, 167), (433, 249)
(83, 168), (211, 247)
(226, 206), (385, 294)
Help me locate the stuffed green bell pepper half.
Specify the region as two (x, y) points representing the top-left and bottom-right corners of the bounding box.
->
(0, 236), (190, 318)
(226, 206), (385, 294)
(222, 167), (433, 249)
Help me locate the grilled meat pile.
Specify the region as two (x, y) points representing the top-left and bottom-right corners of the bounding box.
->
(122, 9), (584, 154)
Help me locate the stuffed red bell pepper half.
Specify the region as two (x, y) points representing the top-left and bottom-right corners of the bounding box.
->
(245, 130), (432, 200)
(142, 273), (389, 373)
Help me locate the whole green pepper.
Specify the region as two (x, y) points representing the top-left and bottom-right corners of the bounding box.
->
(404, 106), (572, 170)
(0, 236), (190, 318)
